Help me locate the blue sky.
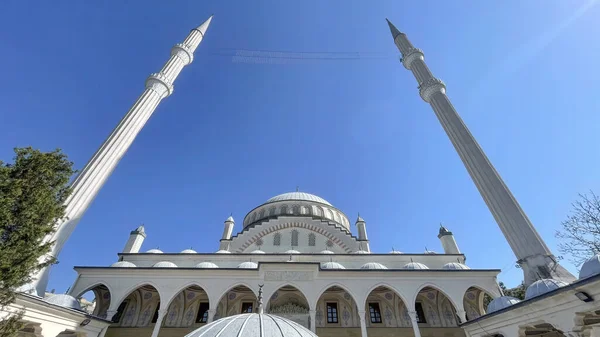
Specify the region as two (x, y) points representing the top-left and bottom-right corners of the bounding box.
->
(1, 1), (599, 292)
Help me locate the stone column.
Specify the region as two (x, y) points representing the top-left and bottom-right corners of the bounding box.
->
(309, 310), (316, 333)
(207, 309), (216, 323)
(150, 309), (167, 337)
(358, 310), (368, 337)
(408, 311), (422, 337)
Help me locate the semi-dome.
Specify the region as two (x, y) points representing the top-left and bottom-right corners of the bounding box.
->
(285, 250), (301, 254)
(153, 261), (177, 268)
(525, 279), (569, 299)
(442, 262), (470, 270)
(353, 250), (370, 254)
(321, 262), (346, 269)
(361, 262), (388, 270)
(195, 262), (219, 268)
(389, 250), (402, 254)
(181, 249), (197, 254)
(146, 249), (163, 254)
(111, 261), (136, 268)
(403, 262), (429, 270)
(184, 313), (317, 337)
(320, 249), (334, 254)
(250, 250), (266, 254)
(238, 261), (258, 269)
(45, 294), (82, 310)
(486, 296), (521, 313)
(580, 254), (600, 279)
(215, 250), (231, 254)
(266, 192), (332, 206)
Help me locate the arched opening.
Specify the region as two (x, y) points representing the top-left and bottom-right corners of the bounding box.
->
(111, 284), (160, 328)
(315, 285), (360, 335)
(523, 323), (566, 336)
(463, 286), (494, 321)
(414, 286), (463, 336)
(266, 285), (310, 328)
(364, 285), (413, 334)
(159, 285), (209, 332)
(214, 285), (257, 321)
(76, 284), (111, 318)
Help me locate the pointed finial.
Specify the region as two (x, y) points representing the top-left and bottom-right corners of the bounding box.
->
(258, 284), (264, 314)
(385, 18), (402, 40)
(195, 15), (213, 35)
(410, 257), (414, 263)
(296, 186), (299, 192)
(330, 256), (333, 262)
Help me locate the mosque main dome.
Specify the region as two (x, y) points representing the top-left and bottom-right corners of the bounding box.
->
(242, 191), (350, 231)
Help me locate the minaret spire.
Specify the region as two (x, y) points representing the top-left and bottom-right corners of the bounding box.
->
(386, 19), (575, 286)
(30, 16), (214, 296)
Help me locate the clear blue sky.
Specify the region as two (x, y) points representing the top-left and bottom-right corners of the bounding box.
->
(1, 1), (599, 292)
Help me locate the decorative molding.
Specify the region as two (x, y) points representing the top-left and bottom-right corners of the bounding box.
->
(418, 77), (446, 103)
(401, 47), (424, 70)
(171, 43), (194, 65)
(270, 302), (309, 315)
(145, 72), (174, 98)
(264, 271), (312, 281)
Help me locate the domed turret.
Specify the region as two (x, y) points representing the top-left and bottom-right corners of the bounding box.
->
(196, 262), (219, 269)
(580, 254), (600, 279)
(111, 261), (136, 268)
(45, 294), (82, 310)
(525, 279), (569, 299)
(486, 296), (521, 313)
(153, 261), (177, 268)
(361, 262), (388, 270)
(442, 262), (470, 270)
(403, 262), (429, 270)
(321, 262), (346, 269)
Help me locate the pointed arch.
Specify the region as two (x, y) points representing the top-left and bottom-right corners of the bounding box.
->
(162, 283), (210, 327)
(463, 286), (495, 321)
(364, 283), (412, 328)
(315, 283), (360, 328)
(213, 283), (258, 320)
(73, 282), (112, 318)
(112, 283), (161, 327)
(412, 283), (461, 328)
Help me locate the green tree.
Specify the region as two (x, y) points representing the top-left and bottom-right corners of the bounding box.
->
(499, 281), (525, 300)
(0, 148), (75, 336)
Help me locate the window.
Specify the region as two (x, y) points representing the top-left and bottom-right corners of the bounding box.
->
(308, 233), (316, 246)
(291, 230), (299, 247)
(273, 233), (281, 246)
(369, 303), (382, 323)
(415, 302), (427, 323)
(196, 302), (209, 323)
(112, 301), (128, 323)
(326, 303), (338, 323)
(151, 301), (161, 323)
(241, 302), (253, 313)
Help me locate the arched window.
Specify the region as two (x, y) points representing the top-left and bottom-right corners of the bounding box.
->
(292, 205), (300, 215)
(308, 233), (316, 246)
(273, 233), (281, 246)
(291, 230), (299, 247)
(280, 205), (288, 215)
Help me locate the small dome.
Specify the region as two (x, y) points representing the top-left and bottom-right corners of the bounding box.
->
(110, 261), (136, 268)
(525, 279), (569, 299)
(195, 262), (219, 269)
(389, 250), (402, 254)
(238, 261), (258, 269)
(353, 250), (370, 254)
(266, 192), (332, 206)
(181, 249), (197, 254)
(215, 250), (231, 254)
(321, 262), (346, 269)
(250, 250), (266, 254)
(320, 250), (334, 254)
(153, 261), (177, 268)
(580, 254), (600, 279)
(146, 249), (163, 254)
(45, 294), (82, 310)
(486, 296), (521, 313)
(184, 313), (317, 337)
(442, 262), (470, 270)
(361, 262), (388, 270)
(403, 262), (429, 270)
(285, 250), (300, 254)
(424, 250), (437, 254)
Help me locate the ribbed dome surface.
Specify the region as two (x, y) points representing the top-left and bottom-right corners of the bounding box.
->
(361, 262), (388, 270)
(184, 313), (317, 337)
(403, 262), (429, 270)
(580, 254), (600, 279)
(442, 262), (470, 270)
(321, 262), (346, 269)
(45, 294), (82, 310)
(525, 279), (569, 299)
(486, 296), (521, 313)
(153, 261), (177, 268)
(196, 262), (219, 268)
(111, 261), (136, 267)
(266, 192), (332, 206)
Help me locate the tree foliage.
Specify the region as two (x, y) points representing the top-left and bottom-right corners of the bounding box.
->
(499, 281), (525, 300)
(556, 191), (600, 267)
(0, 147), (75, 336)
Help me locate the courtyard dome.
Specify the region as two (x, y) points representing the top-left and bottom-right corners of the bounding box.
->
(389, 250), (402, 254)
(579, 254), (600, 279)
(486, 296), (521, 313)
(111, 261), (136, 267)
(146, 249), (163, 254)
(424, 250), (437, 254)
(184, 313), (317, 337)
(320, 249), (334, 254)
(181, 249), (197, 254)
(285, 250), (301, 254)
(215, 250), (231, 254)
(195, 262), (219, 269)
(153, 261), (177, 268)
(525, 279), (569, 299)
(321, 262), (346, 269)
(45, 294), (82, 311)
(250, 250), (266, 254)
(403, 262), (429, 270)
(238, 261), (258, 269)
(361, 262), (388, 270)
(442, 262), (470, 270)
(266, 192), (332, 206)
(353, 250), (370, 254)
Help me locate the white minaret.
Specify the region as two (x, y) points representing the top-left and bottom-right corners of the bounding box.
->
(438, 225), (460, 255)
(221, 216), (235, 240)
(122, 225), (147, 254)
(386, 19), (575, 286)
(30, 16), (214, 296)
(355, 215), (371, 252)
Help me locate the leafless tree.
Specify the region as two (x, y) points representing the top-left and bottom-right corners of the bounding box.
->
(556, 191), (600, 267)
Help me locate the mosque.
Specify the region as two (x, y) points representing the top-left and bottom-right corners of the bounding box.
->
(3, 13), (600, 337)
